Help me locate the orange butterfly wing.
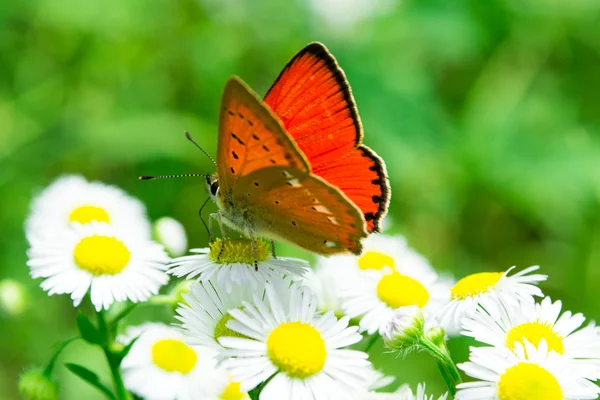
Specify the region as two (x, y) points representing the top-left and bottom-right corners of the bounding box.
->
(217, 76), (310, 194)
(264, 42), (390, 232)
(216, 76), (366, 255)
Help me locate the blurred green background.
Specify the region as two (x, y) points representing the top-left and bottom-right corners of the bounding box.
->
(2, 0), (600, 398)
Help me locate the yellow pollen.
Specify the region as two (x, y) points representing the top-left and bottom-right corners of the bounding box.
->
(69, 205), (110, 224)
(151, 339), (197, 374)
(497, 362), (562, 400)
(220, 380), (246, 400)
(376, 272), (429, 308)
(267, 322), (326, 378)
(214, 313), (248, 340)
(209, 238), (269, 265)
(506, 322), (564, 354)
(451, 272), (503, 300)
(73, 235), (130, 275)
(358, 251), (395, 271)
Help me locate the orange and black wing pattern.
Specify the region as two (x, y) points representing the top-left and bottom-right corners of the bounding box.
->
(264, 42), (390, 232)
(217, 76), (310, 193)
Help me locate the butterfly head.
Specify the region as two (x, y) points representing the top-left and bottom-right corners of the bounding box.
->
(205, 174), (219, 199)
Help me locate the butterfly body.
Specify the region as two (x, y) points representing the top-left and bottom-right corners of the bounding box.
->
(207, 43), (390, 256)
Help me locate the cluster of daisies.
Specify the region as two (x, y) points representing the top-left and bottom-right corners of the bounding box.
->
(24, 175), (600, 400)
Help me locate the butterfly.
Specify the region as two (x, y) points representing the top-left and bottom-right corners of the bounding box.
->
(205, 42), (390, 256)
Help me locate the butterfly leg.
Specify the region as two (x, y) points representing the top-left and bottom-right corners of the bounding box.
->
(251, 236), (258, 271)
(271, 239), (277, 259)
(209, 212), (227, 260)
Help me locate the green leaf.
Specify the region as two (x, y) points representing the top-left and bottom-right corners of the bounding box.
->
(65, 363), (116, 400)
(117, 336), (139, 362)
(76, 313), (102, 345)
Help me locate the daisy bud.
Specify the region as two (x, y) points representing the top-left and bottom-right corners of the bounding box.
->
(383, 305), (425, 352)
(18, 368), (58, 400)
(425, 326), (446, 347)
(0, 279), (27, 317)
(154, 217), (188, 257)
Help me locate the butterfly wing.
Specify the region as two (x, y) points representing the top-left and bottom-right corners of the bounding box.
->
(232, 166), (366, 255)
(313, 145), (389, 232)
(217, 76), (310, 194)
(217, 76), (366, 255)
(264, 42), (390, 232)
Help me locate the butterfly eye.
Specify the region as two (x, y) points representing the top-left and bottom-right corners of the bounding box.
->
(210, 181), (219, 196)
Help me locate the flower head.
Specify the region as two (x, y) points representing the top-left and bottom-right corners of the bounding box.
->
(175, 279), (263, 352)
(27, 222), (169, 310)
(26, 175), (151, 241)
(456, 340), (600, 400)
(218, 280), (374, 399)
(335, 235), (451, 335)
(120, 323), (219, 400)
(462, 296), (600, 380)
(169, 238), (308, 293)
(436, 266), (547, 332)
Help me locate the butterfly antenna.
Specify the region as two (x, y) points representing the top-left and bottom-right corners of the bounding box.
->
(185, 131), (217, 166)
(139, 173), (209, 180)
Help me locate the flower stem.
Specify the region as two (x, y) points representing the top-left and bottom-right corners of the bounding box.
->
(420, 337), (461, 397)
(43, 337), (79, 377)
(363, 334), (380, 353)
(97, 309), (130, 400)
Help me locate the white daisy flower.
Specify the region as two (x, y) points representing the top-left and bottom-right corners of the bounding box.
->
(318, 234), (435, 277)
(218, 280), (373, 399)
(175, 279), (263, 352)
(119, 323), (218, 400)
(363, 383), (447, 400)
(26, 175), (151, 240)
(436, 266), (547, 332)
(199, 369), (250, 400)
(27, 222), (169, 310)
(337, 241), (451, 334)
(462, 296), (600, 380)
(456, 340), (600, 400)
(169, 238), (308, 293)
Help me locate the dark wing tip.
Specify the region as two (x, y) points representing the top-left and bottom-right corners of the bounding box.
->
(358, 145), (391, 233)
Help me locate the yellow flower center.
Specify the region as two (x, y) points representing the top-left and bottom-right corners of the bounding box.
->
(214, 313), (248, 340)
(497, 362), (562, 400)
(73, 235), (130, 275)
(267, 322), (326, 378)
(151, 339), (197, 374)
(506, 322), (564, 354)
(220, 380), (247, 400)
(451, 272), (503, 300)
(358, 251), (395, 270)
(376, 272), (429, 308)
(209, 238), (269, 265)
(69, 205), (110, 224)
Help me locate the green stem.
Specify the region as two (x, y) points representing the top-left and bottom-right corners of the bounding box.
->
(420, 337), (461, 396)
(43, 337), (79, 377)
(363, 334), (380, 353)
(97, 310), (130, 400)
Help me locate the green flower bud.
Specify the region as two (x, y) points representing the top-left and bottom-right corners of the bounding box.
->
(382, 305), (425, 353)
(18, 368), (58, 400)
(425, 326), (446, 347)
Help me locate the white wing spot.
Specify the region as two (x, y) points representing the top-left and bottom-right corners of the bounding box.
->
(327, 216), (339, 225)
(324, 241), (337, 248)
(313, 204), (331, 214)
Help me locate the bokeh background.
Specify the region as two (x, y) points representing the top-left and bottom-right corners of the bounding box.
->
(2, 0), (600, 398)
